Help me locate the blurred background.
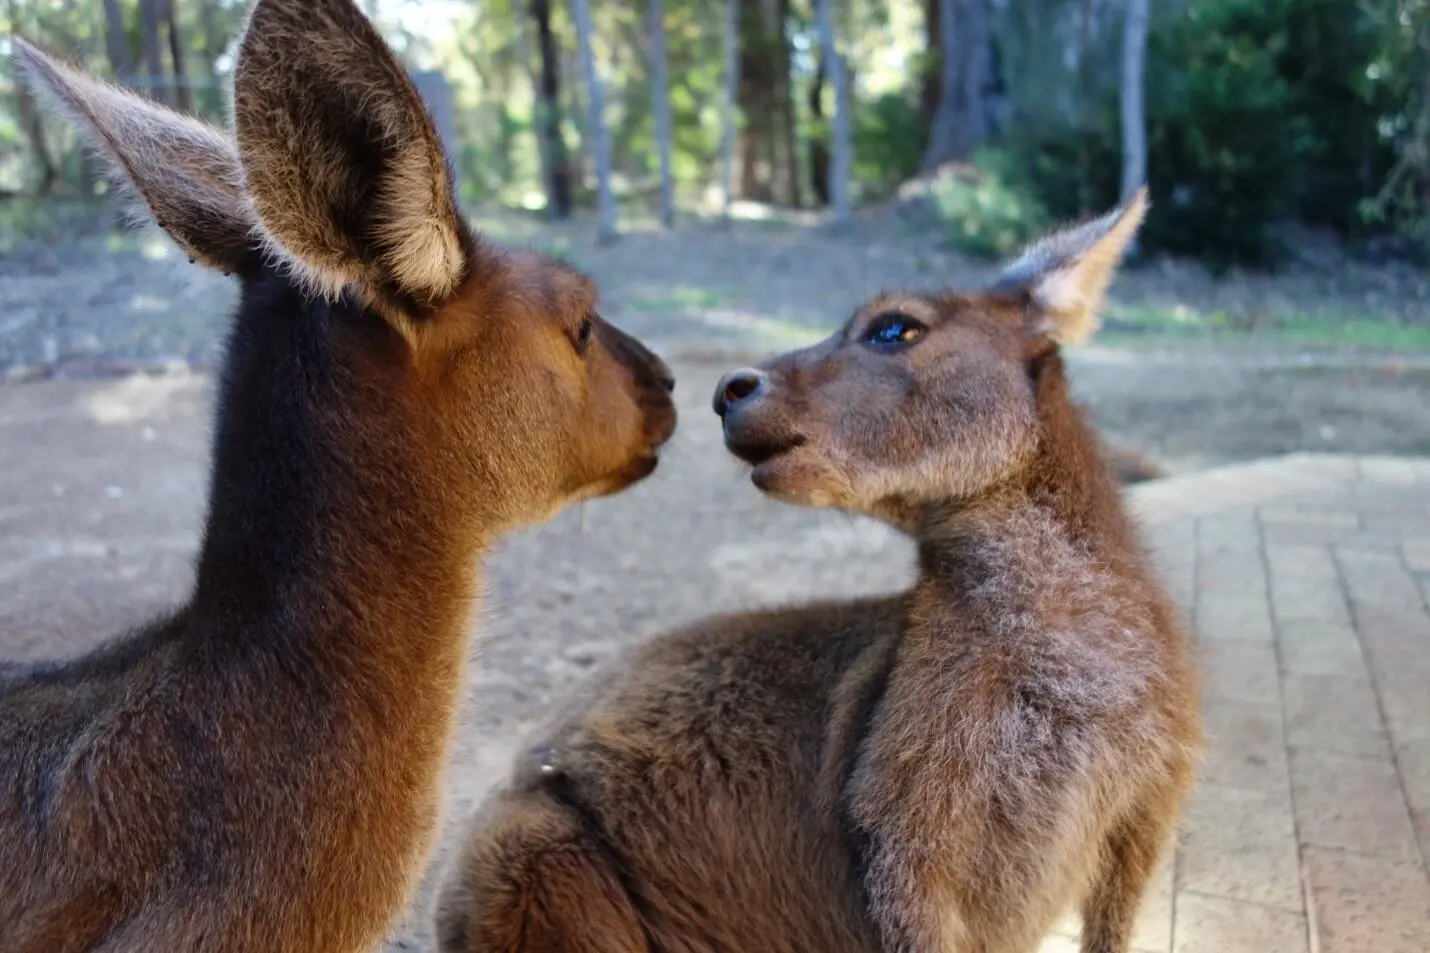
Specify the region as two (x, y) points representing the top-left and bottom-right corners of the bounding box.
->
(1, 3), (1429, 951)
(1, 0), (1429, 469)
(4, 0), (1430, 260)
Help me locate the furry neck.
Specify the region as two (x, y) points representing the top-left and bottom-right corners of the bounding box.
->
(914, 350), (1141, 601)
(189, 272), (489, 684)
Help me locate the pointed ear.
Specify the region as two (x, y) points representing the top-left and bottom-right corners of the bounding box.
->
(990, 188), (1149, 347)
(11, 39), (257, 275)
(232, 0), (473, 311)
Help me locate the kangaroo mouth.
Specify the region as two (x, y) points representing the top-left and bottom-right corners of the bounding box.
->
(724, 432), (806, 468)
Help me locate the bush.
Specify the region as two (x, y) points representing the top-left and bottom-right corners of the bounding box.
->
(852, 92), (925, 199)
(998, 0), (1407, 270)
(1004, 124), (1123, 226)
(933, 149), (1050, 259)
(1138, 0), (1317, 268)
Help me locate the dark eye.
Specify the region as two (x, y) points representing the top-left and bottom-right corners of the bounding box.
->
(862, 313), (926, 349)
(575, 316), (594, 354)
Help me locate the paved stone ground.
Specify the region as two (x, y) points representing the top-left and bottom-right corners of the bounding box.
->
(2, 373), (1428, 952)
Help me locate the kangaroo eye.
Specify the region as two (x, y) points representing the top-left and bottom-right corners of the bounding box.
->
(863, 314), (926, 349)
(575, 316), (594, 354)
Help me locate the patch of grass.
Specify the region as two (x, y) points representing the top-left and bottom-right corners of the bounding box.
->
(628, 286), (732, 313)
(1102, 303), (1430, 351)
(1270, 315), (1430, 350)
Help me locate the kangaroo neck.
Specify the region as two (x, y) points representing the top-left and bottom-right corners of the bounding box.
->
(188, 275), (492, 694)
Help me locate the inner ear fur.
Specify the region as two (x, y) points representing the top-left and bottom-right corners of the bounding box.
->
(232, 0), (473, 310)
(12, 39), (256, 275)
(991, 187), (1149, 347)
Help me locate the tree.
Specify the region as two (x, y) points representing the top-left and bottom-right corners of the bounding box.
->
(8, 0), (57, 194)
(1120, 0), (1149, 203)
(530, 0), (573, 218)
(809, 48), (829, 205)
(102, 0), (133, 80)
(164, 0), (191, 113)
(921, 0), (956, 169)
(737, 0), (798, 204)
(813, 0), (851, 224)
(721, 0), (740, 217)
(136, 0), (190, 111)
(140, 0), (169, 104)
(570, 0), (617, 242)
(647, 0), (675, 227)
(921, 0), (992, 171)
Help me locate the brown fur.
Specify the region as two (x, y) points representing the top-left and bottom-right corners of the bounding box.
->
(437, 190), (1202, 953)
(2, 4), (676, 952)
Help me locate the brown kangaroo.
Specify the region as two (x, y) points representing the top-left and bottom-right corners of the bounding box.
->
(436, 190), (1201, 953)
(1, 2), (676, 951)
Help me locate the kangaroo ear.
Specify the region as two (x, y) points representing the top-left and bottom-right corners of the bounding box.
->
(232, 0), (473, 312)
(991, 187), (1149, 347)
(11, 39), (256, 275)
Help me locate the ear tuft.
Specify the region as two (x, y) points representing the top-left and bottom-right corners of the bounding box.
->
(11, 39), (257, 275)
(992, 187), (1149, 347)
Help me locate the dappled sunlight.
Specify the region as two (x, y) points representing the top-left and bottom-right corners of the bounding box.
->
(78, 373), (206, 425)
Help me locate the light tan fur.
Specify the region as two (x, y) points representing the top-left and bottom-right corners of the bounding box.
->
(1, 3), (676, 952)
(436, 189), (1202, 953)
(993, 190), (1149, 346)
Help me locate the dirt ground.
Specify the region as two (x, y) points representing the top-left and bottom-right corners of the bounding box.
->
(3, 204), (1429, 471)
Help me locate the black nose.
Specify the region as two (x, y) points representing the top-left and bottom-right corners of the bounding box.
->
(713, 368), (766, 417)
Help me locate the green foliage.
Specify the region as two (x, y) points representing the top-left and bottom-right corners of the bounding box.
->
(1004, 123), (1122, 226)
(851, 92), (923, 198)
(933, 148), (1050, 259)
(1279, 0), (1398, 233)
(1356, 0), (1430, 259)
(1138, 0), (1316, 267)
(1000, 0), (1419, 270)
(1, 0), (1426, 268)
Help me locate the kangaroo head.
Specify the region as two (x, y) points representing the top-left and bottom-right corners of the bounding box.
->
(713, 191), (1147, 522)
(14, 0), (675, 531)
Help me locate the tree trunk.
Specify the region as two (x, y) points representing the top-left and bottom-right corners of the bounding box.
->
(531, 0), (573, 218)
(1076, 0), (1096, 212)
(813, 0), (850, 224)
(102, 0), (133, 80)
(1120, 0), (1149, 202)
(647, 0), (675, 227)
(514, 6), (554, 215)
(808, 49), (829, 206)
(773, 0), (799, 206)
(164, 0), (192, 113)
(139, 0), (169, 105)
(737, 0), (787, 203)
(920, 0), (992, 171)
(8, 14), (58, 195)
(920, 0), (959, 170)
(720, 0), (740, 216)
(959, 0), (990, 150)
(569, 0), (617, 242)
(918, 0), (940, 141)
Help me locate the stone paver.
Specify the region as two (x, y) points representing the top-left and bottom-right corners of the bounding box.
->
(2, 375), (1430, 952)
(1303, 848), (1430, 953)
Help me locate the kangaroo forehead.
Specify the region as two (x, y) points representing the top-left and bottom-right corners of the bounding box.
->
(853, 293), (940, 325)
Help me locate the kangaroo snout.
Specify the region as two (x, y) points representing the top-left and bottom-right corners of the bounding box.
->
(712, 367), (767, 417)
